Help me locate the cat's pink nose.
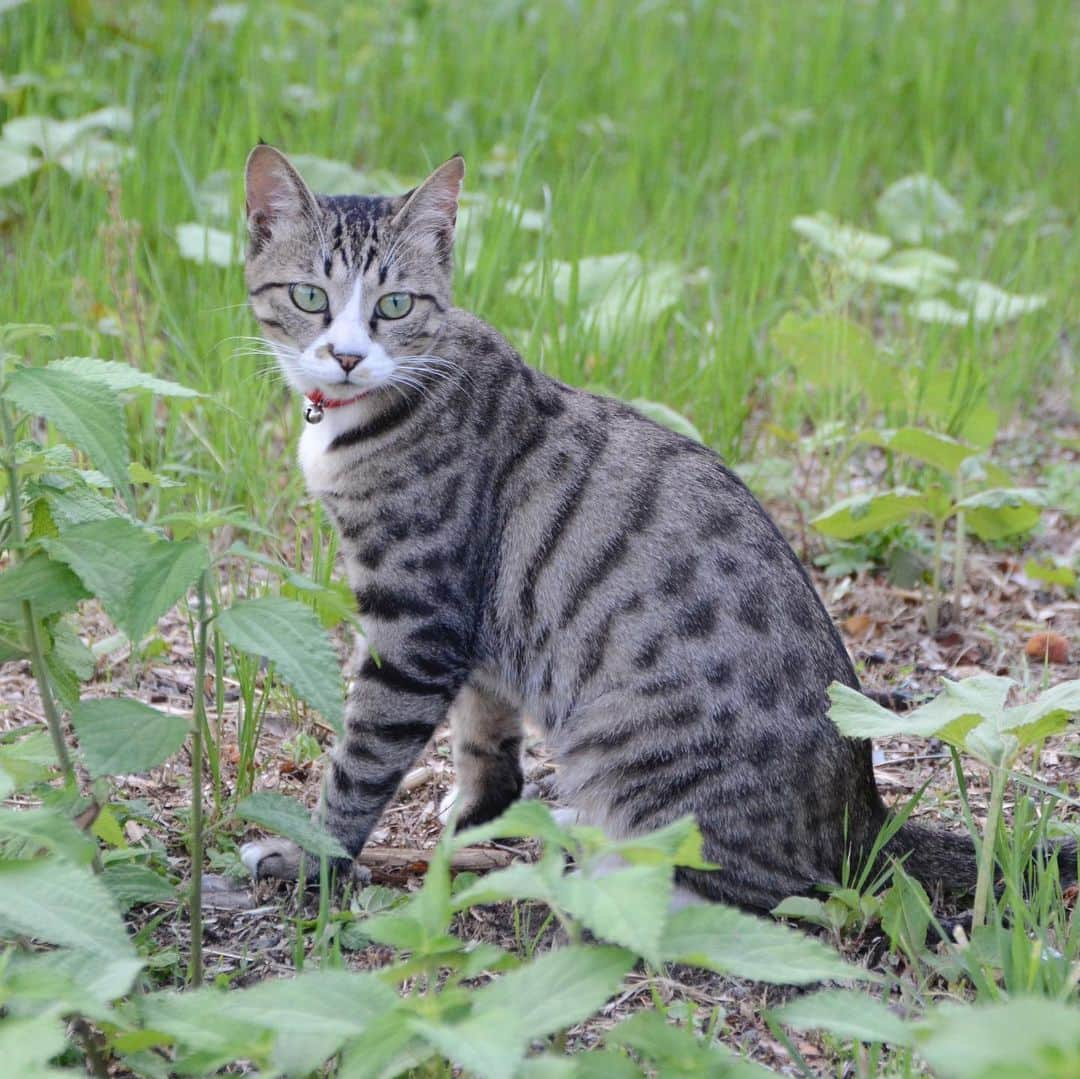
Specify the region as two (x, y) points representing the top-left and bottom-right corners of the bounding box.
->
(330, 347), (364, 373)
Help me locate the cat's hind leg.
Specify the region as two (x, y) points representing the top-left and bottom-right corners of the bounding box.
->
(438, 685), (524, 831)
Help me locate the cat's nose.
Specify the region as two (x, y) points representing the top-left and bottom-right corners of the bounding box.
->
(329, 347), (365, 373)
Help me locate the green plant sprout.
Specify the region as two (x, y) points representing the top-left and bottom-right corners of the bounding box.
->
(811, 427), (1045, 630)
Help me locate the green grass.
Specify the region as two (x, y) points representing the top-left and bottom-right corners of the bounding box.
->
(4, 0), (1078, 530)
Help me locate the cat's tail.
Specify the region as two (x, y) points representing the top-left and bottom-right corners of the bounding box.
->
(882, 820), (1078, 894)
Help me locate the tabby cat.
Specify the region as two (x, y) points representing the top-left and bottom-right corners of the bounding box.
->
(238, 145), (1051, 911)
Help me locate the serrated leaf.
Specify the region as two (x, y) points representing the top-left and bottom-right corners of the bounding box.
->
(175, 223), (240, 267)
(771, 896), (832, 927)
(630, 399), (703, 443)
(235, 791), (348, 859)
(216, 595), (344, 730)
(774, 989), (912, 1046)
(0, 856), (135, 958)
(0, 552), (90, 621)
(0, 806), (97, 863)
(454, 798), (575, 850)
(0, 1015), (68, 1078)
(876, 174), (966, 244)
(101, 861), (177, 906)
(558, 865), (673, 964)
(48, 357), (202, 397)
(4, 367), (131, 495)
(604, 815), (713, 869)
(811, 489), (928, 539)
(607, 1010), (767, 1076)
(917, 998), (1080, 1078)
(71, 697), (189, 777)
(415, 946), (634, 1079)
(123, 539), (209, 641)
(41, 518), (153, 632)
(661, 904), (867, 984)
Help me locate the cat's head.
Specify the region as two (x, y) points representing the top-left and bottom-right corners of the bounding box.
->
(243, 144), (463, 403)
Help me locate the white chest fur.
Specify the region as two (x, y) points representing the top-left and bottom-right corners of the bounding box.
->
(297, 403), (369, 494)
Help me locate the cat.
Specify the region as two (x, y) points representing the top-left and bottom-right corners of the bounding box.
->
(237, 144), (1070, 911)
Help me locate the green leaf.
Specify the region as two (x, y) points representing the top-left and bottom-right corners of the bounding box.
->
(454, 796), (575, 850)
(0, 1015), (68, 1078)
(558, 865), (673, 965)
(773, 989), (912, 1046)
(101, 861), (177, 907)
(216, 596), (344, 731)
(811, 489), (928, 539)
(880, 870), (931, 955)
(607, 1010), (768, 1076)
(769, 312), (882, 397)
(415, 946), (634, 1079)
(0, 730), (58, 790)
(791, 213), (892, 261)
(955, 279), (1047, 325)
(235, 791), (348, 859)
(0, 142), (40, 188)
(1001, 680), (1080, 749)
(1024, 557), (1076, 590)
(956, 487), (1045, 540)
(771, 896), (833, 928)
(0, 856), (136, 959)
(876, 174), (966, 244)
(122, 539), (209, 642)
(71, 697), (189, 777)
(175, 223), (239, 267)
(603, 815), (713, 870)
(337, 1009), (434, 1079)
(917, 998), (1080, 1079)
(48, 357), (202, 397)
(3, 367), (131, 496)
(630, 399), (704, 443)
(0, 806), (97, 863)
(828, 680), (990, 744)
(2, 106), (131, 154)
(0, 552), (90, 621)
(661, 904), (868, 985)
(857, 426), (980, 476)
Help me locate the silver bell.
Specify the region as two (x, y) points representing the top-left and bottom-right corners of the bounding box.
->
(304, 403), (324, 424)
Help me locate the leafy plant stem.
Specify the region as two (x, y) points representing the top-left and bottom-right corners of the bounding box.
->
(2, 396), (79, 787)
(972, 763), (1008, 930)
(952, 475), (966, 619)
(187, 570), (209, 987)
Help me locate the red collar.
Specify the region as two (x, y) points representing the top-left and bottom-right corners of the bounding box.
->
(305, 387), (368, 410)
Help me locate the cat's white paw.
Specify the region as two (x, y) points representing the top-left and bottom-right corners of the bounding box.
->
(437, 785), (459, 827)
(241, 837), (304, 880)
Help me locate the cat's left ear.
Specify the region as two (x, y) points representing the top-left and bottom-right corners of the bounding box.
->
(391, 155), (465, 263)
(245, 144), (320, 252)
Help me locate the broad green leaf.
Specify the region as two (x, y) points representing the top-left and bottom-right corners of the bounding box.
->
(0, 856), (135, 958)
(0, 1015), (68, 1078)
(771, 896), (832, 928)
(876, 174), (966, 244)
(175, 223), (240, 267)
(857, 426), (980, 475)
(955, 487), (1044, 540)
(607, 1010), (769, 1076)
(851, 247), (957, 294)
(451, 849), (564, 910)
(71, 697), (189, 777)
(518, 1053), (642, 1079)
(337, 1009), (434, 1079)
(916, 998), (1080, 1079)
(769, 312), (880, 396)
(774, 989), (912, 1046)
(56, 134), (133, 177)
(791, 213), (891, 261)
(811, 489), (928, 539)
(602, 815), (713, 870)
(4, 947), (143, 1017)
(41, 518), (154, 634)
(221, 969), (398, 1075)
(0, 806), (97, 863)
(660, 904), (868, 984)
(1001, 680), (1080, 749)
(910, 297), (972, 327)
(1024, 557), (1076, 590)
(4, 366), (131, 495)
(828, 680), (993, 744)
(48, 357), (202, 397)
(0, 142), (40, 187)
(0, 552), (90, 621)
(558, 865), (673, 964)
(630, 399), (704, 443)
(101, 861), (176, 908)
(122, 539), (209, 642)
(881, 870), (931, 955)
(235, 791), (348, 859)
(416, 946), (634, 1079)
(955, 279), (1047, 325)
(216, 595), (344, 731)
(2, 107), (132, 154)
(0, 730), (57, 789)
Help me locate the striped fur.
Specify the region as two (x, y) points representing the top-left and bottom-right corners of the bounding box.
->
(238, 146), (1068, 910)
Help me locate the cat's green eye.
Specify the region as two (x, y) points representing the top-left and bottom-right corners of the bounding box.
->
(375, 292), (414, 320)
(289, 283), (329, 314)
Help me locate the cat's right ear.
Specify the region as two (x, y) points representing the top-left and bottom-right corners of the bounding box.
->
(244, 145), (319, 252)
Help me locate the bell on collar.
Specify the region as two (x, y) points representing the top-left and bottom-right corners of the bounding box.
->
(304, 402), (325, 424)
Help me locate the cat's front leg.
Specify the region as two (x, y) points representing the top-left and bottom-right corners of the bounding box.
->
(241, 644), (458, 881)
